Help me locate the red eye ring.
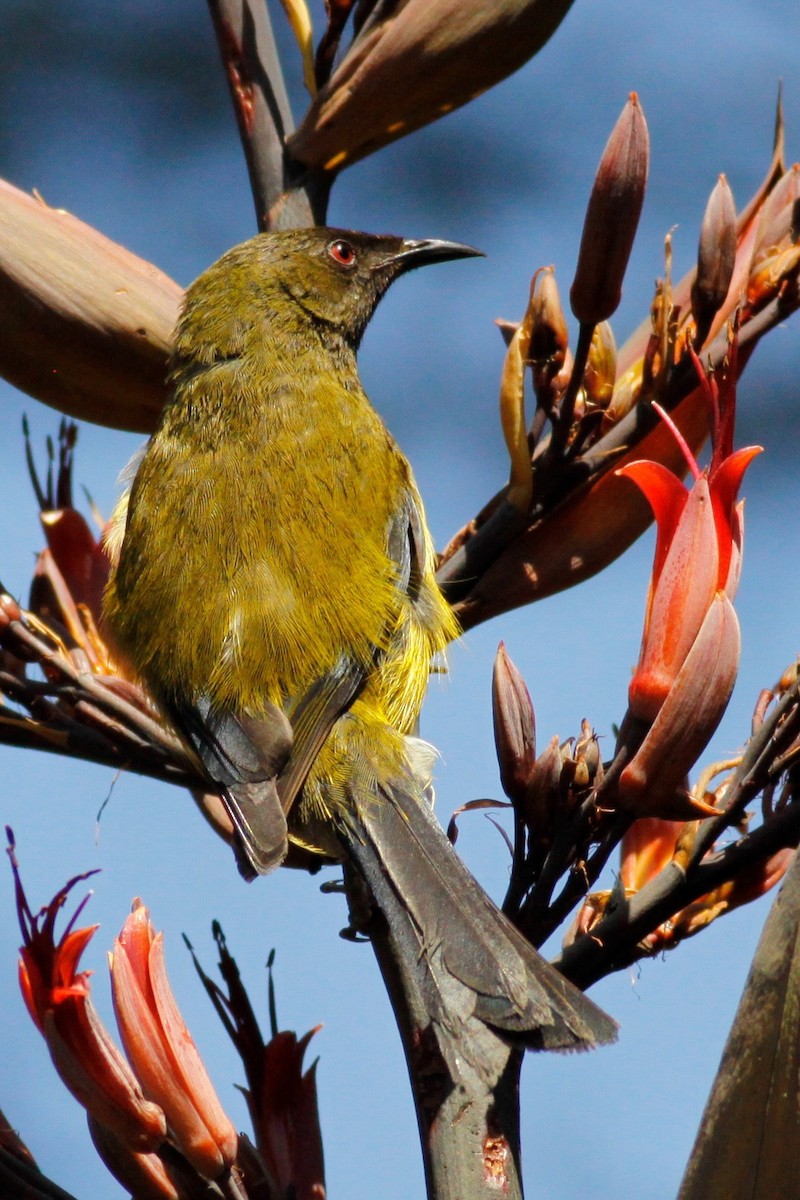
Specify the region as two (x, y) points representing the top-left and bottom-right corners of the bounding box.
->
(328, 239), (357, 268)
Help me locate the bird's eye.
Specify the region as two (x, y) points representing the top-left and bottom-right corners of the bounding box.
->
(328, 239), (357, 268)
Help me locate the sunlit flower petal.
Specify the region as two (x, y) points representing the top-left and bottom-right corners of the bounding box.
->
(111, 902), (238, 1179)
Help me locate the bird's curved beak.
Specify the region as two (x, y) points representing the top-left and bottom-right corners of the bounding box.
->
(392, 238), (484, 273)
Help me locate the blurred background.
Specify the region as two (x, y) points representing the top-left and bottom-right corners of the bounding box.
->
(1, 2), (799, 1197)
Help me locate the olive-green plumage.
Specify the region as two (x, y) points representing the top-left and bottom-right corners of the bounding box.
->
(106, 229), (464, 856)
(105, 228), (616, 1052)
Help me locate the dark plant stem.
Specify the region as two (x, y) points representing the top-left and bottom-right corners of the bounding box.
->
(550, 319), (594, 452)
(553, 790), (800, 990)
(533, 811), (633, 946)
(0, 1144), (79, 1200)
(207, 0), (329, 229)
(345, 866), (525, 1200)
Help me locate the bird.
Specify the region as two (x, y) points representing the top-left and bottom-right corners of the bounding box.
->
(104, 226), (616, 1053)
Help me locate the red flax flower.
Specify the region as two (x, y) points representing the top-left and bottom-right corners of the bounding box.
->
(8, 830), (167, 1153)
(620, 816), (792, 952)
(253, 1028), (325, 1200)
(612, 345), (761, 818)
(25, 419), (116, 674)
(111, 900), (239, 1180)
(569, 816), (792, 952)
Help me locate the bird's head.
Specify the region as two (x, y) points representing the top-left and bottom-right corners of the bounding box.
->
(174, 227), (482, 365)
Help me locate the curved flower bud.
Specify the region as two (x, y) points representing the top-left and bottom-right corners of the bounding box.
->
(88, 1116), (180, 1200)
(111, 901), (239, 1180)
(617, 593), (741, 816)
(492, 642), (536, 804)
(691, 174), (737, 347)
(583, 321), (617, 411)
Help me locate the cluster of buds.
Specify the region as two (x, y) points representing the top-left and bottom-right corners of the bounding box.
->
(438, 92), (800, 634)
(484, 336), (793, 960)
(7, 831), (325, 1200)
(491, 643), (604, 864)
(492, 93), (648, 511)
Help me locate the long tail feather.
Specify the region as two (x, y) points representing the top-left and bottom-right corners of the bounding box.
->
(336, 780), (617, 1052)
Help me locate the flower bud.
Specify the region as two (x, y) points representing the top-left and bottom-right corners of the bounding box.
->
(570, 94), (649, 325)
(528, 267), (569, 410)
(583, 321), (617, 410)
(499, 315), (534, 511)
(691, 174), (736, 347)
(524, 734), (563, 836)
(492, 642), (536, 803)
(574, 718), (602, 785)
(88, 1117), (180, 1200)
(280, 0), (317, 97)
(111, 902), (238, 1179)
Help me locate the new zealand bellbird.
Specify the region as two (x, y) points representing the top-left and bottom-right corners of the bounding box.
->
(105, 228), (615, 1051)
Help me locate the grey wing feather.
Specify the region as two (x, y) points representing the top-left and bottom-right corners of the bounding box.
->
(169, 695), (294, 877)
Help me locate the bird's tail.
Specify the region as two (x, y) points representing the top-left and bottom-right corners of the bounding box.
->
(335, 775), (617, 1053)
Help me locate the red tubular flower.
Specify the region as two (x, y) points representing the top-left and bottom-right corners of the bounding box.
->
(620, 817), (683, 891)
(38, 507), (111, 625)
(110, 901), (239, 1180)
(252, 1028), (325, 1200)
(613, 348), (761, 817)
(8, 834), (167, 1152)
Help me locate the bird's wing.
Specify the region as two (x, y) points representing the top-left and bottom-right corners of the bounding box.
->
(276, 655), (366, 810)
(172, 489), (423, 876)
(274, 488), (426, 810)
(386, 488), (426, 602)
(170, 654), (365, 876)
(169, 694), (294, 875)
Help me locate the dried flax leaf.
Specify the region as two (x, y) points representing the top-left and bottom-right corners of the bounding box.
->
(679, 848), (800, 1199)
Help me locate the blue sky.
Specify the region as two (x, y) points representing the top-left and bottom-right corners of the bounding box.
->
(2, 2), (800, 1197)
